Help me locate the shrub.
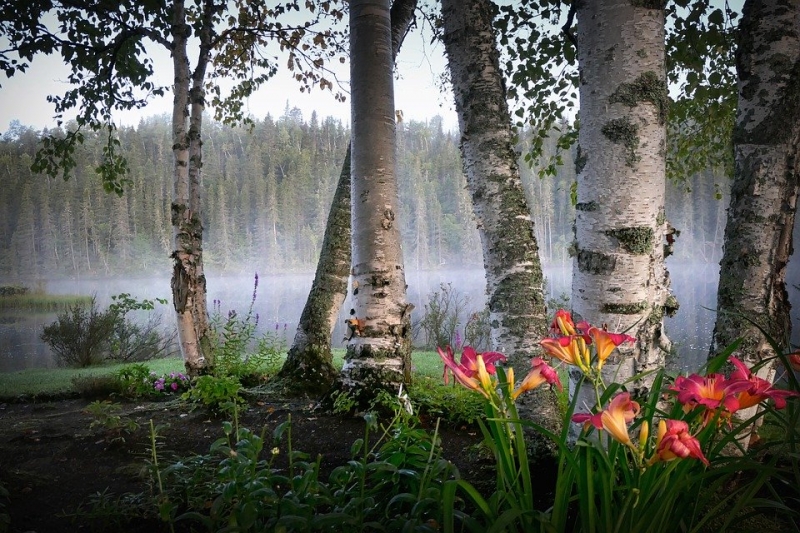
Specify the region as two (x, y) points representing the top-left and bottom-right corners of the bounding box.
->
(415, 282), (473, 350)
(41, 297), (116, 367)
(182, 375), (243, 414)
(41, 294), (176, 368)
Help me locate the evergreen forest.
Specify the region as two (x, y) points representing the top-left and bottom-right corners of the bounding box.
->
(0, 109), (727, 280)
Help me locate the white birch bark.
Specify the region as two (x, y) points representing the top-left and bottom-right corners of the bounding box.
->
(573, 0), (673, 390)
(712, 0), (800, 427)
(441, 0), (559, 454)
(170, 0), (212, 375)
(341, 0), (412, 395)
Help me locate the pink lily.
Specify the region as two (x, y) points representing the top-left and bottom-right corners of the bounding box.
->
(650, 419), (709, 466)
(438, 345), (506, 397)
(670, 372), (751, 425)
(729, 356), (799, 410)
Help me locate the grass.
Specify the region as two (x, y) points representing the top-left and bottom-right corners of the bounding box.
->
(0, 293), (93, 312)
(0, 349), (449, 400)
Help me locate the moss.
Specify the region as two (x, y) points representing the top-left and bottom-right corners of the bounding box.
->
(664, 293), (679, 317)
(605, 226), (654, 255)
(577, 249), (616, 275)
(656, 207), (666, 227)
(575, 145), (588, 175)
(602, 301), (649, 314)
(601, 117), (640, 167)
(575, 201), (598, 212)
(636, 48), (648, 58)
(609, 71), (668, 124)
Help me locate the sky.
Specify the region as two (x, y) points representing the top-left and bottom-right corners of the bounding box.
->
(0, 14), (459, 136)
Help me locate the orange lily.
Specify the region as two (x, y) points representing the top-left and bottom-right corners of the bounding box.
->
(588, 327), (635, 370)
(572, 392), (640, 445)
(512, 357), (562, 399)
(670, 372), (750, 425)
(540, 335), (591, 373)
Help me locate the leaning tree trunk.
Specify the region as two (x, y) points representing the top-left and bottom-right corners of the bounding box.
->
(711, 0), (800, 426)
(341, 0), (412, 403)
(170, 0), (213, 375)
(278, 0), (418, 396)
(573, 1), (673, 391)
(441, 0), (560, 457)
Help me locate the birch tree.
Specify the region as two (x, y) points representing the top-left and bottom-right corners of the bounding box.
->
(278, 0), (418, 395)
(341, 0), (412, 400)
(573, 0), (674, 389)
(441, 0), (560, 454)
(711, 0), (800, 418)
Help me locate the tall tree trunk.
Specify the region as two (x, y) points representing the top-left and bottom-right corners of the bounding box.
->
(279, 0), (418, 395)
(341, 0), (412, 402)
(573, 1), (673, 391)
(441, 0), (559, 457)
(170, 0), (213, 375)
(711, 0), (800, 424)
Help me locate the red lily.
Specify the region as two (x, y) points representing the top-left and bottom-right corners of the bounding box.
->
(650, 419), (709, 466)
(572, 392), (640, 445)
(729, 356), (799, 410)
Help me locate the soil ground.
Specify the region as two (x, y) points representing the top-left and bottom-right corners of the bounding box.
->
(0, 394), (492, 533)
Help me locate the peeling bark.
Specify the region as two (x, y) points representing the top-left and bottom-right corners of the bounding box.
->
(170, 0), (212, 376)
(711, 0), (800, 428)
(573, 0), (672, 392)
(441, 0), (559, 457)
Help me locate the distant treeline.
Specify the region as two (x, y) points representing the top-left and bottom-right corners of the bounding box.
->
(0, 109), (726, 279)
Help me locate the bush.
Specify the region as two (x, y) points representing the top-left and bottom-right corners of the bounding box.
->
(41, 294), (176, 368)
(41, 297), (116, 368)
(415, 282), (474, 350)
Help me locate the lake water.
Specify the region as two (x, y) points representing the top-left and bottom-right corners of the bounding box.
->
(1, 262), (796, 373)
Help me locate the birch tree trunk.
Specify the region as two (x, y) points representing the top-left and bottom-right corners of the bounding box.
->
(170, 0), (213, 375)
(341, 0), (412, 400)
(573, 1), (673, 391)
(711, 0), (800, 424)
(278, 0), (417, 395)
(441, 0), (560, 456)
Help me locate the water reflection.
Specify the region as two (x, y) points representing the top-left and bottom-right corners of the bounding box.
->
(0, 263), (794, 374)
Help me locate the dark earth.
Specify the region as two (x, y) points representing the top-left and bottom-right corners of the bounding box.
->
(0, 394), (491, 533)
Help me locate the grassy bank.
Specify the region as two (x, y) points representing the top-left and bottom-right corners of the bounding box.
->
(0, 293), (93, 312)
(0, 349), (451, 400)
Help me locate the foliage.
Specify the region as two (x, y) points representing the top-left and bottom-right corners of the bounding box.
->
(143, 411), (458, 532)
(182, 375), (244, 414)
(209, 275), (285, 385)
(40, 294), (175, 368)
(83, 400), (139, 440)
(408, 376), (485, 427)
(115, 363), (191, 398)
(0, 285), (28, 297)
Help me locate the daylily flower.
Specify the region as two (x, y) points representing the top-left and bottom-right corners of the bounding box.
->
(788, 352), (800, 372)
(511, 357), (562, 399)
(572, 392), (640, 445)
(670, 372), (751, 425)
(551, 310), (577, 336)
(650, 419), (709, 466)
(438, 345), (506, 398)
(540, 335), (591, 372)
(588, 327), (635, 370)
(729, 356), (799, 410)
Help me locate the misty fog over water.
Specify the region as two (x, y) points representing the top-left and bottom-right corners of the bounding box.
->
(1, 261), (798, 374)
